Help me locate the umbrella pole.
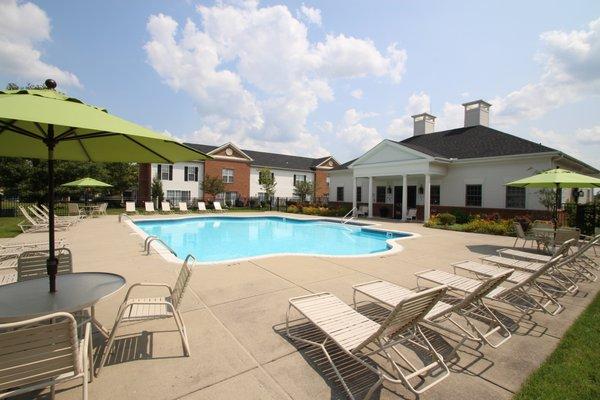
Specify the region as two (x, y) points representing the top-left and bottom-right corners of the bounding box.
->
(554, 182), (561, 231)
(46, 125), (58, 293)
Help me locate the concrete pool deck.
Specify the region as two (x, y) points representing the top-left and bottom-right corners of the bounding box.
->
(3, 212), (599, 400)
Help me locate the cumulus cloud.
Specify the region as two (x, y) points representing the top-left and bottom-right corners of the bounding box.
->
(387, 92), (431, 139)
(0, 0), (81, 87)
(335, 108), (383, 154)
(298, 4), (321, 26)
(350, 89), (363, 99)
(144, 1), (406, 156)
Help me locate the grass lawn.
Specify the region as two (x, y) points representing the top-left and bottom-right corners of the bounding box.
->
(0, 217), (23, 238)
(513, 290), (600, 400)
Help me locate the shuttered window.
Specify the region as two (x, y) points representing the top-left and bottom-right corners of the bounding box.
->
(157, 164), (172, 181)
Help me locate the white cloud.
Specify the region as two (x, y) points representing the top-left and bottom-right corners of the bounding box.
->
(298, 4), (321, 26)
(387, 91), (431, 139)
(0, 0), (81, 87)
(336, 108), (383, 154)
(145, 1), (406, 156)
(350, 89), (363, 99)
(575, 125), (600, 144)
(528, 126), (600, 169)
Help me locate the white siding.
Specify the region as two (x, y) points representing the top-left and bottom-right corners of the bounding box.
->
(249, 167), (315, 198)
(151, 162), (204, 200)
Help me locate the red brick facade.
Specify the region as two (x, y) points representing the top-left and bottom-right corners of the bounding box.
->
(314, 169), (330, 197)
(203, 159), (251, 200)
(138, 163), (152, 204)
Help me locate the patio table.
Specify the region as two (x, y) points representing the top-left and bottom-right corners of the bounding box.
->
(0, 272), (125, 337)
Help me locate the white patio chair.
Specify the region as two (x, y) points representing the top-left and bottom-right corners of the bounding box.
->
(97, 255), (196, 375)
(353, 270), (513, 351)
(179, 202), (189, 212)
(125, 201), (137, 213)
(17, 247), (73, 282)
(67, 203), (86, 218)
(198, 201), (207, 213)
(90, 203), (108, 217)
(144, 201), (156, 213)
(513, 222), (536, 248)
(286, 286), (449, 398)
(17, 206), (67, 233)
(406, 208), (417, 221)
(0, 312), (92, 400)
(161, 201), (173, 213)
(213, 201), (227, 212)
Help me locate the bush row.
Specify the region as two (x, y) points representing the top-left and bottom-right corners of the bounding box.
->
(425, 212), (517, 236)
(286, 204), (352, 217)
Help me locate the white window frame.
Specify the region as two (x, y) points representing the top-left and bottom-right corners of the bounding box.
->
(222, 168), (234, 183)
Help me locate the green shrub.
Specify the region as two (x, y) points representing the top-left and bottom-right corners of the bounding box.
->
(450, 209), (471, 224)
(286, 205), (299, 213)
(437, 213), (456, 226)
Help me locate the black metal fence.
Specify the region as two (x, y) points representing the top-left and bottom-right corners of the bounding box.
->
(563, 202), (599, 235)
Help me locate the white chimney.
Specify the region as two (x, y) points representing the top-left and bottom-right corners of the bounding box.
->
(411, 113), (436, 136)
(462, 100), (491, 127)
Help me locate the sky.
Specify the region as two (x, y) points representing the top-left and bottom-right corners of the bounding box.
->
(1, 0), (599, 167)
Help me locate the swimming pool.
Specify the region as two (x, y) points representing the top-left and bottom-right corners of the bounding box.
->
(133, 216), (412, 263)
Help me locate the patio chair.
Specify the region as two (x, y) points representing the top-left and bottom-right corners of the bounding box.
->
(406, 208), (417, 221)
(67, 203), (86, 218)
(353, 269), (514, 351)
(0, 312), (92, 400)
(415, 255), (564, 316)
(97, 255), (196, 375)
(197, 201), (207, 213)
(356, 205), (368, 217)
(161, 201), (173, 213)
(90, 203), (108, 217)
(125, 201), (137, 214)
(178, 202), (189, 212)
(213, 201), (227, 212)
(17, 247), (73, 282)
(513, 222), (536, 248)
(286, 286), (449, 398)
(144, 201), (156, 213)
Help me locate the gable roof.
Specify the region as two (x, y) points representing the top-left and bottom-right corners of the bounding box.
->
(184, 142), (334, 171)
(399, 125), (556, 159)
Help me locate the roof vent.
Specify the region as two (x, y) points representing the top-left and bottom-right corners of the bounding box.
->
(411, 113), (436, 136)
(462, 100), (491, 127)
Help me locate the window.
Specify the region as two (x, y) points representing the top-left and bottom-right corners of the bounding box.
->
(166, 190), (191, 204)
(336, 187), (344, 202)
(222, 168), (234, 183)
(293, 174), (307, 185)
(224, 191), (237, 206)
(465, 184), (482, 207)
(326, 177), (330, 187)
(506, 186), (526, 209)
(157, 164), (172, 181)
(184, 166), (199, 182)
(356, 187), (362, 202)
(430, 185), (440, 205)
(376, 186), (386, 203)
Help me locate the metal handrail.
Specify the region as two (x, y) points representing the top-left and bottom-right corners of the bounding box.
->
(341, 207), (357, 224)
(118, 213), (133, 223)
(144, 235), (177, 257)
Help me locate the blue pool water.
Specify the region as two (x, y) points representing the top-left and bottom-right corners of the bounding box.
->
(135, 216), (410, 263)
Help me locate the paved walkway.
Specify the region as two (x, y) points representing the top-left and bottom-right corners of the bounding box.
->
(6, 213), (599, 400)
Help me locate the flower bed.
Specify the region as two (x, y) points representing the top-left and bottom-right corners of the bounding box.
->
(425, 212), (520, 236)
(286, 203), (352, 217)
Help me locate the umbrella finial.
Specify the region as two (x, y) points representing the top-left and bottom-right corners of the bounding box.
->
(45, 79), (57, 90)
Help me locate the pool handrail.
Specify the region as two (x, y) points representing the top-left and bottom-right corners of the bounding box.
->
(342, 207), (357, 224)
(144, 235), (178, 257)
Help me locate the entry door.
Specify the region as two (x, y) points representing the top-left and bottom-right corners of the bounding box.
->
(393, 186), (403, 219)
(407, 186), (417, 208)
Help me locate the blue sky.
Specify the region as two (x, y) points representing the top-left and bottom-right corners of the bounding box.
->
(1, 0), (599, 167)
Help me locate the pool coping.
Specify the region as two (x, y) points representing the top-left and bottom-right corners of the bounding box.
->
(124, 213), (420, 265)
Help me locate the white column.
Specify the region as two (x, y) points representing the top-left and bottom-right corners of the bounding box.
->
(424, 174), (431, 222)
(352, 177), (357, 211)
(368, 176), (373, 218)
(401, 174), (408, 221)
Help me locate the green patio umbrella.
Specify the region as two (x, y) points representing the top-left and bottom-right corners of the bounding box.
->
(0, 80), (210, 292)
(61, 177), (112, 188)
(507, 167), (600, 229)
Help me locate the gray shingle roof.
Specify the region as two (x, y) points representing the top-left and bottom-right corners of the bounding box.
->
(183, 142), (330, 171)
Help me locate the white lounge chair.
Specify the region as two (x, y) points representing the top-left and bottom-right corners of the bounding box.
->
(178, 202), (189, 212)
(213, 201), (227, 212)
(17, 206), (68, 233)
(17, 248), (73, 282)
(406, 208), (417, 221)
(286, 286), (449, 398)
(98, 255), (196, 375)
(144, 201), (156, 213)
(497, 238), (574, 263)
(35, 205), (80, 224)
(198, 201), (207, 213)
(161, 201), (172, 213)
(0, 239), (66, 261)
(415, 255), (564, 316)
(0, 312), (92, 400)
(125, 201), (137, 214)
(353, 270), (514, 351)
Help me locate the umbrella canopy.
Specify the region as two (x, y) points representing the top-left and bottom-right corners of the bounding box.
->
(0, 82), (209, 292)
(507, 167), (600, 229)
(61, 177), (112, 188)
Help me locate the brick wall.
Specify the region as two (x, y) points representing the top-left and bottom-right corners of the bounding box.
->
(314, 169), (329, 197)
(137, 163), (152, 205)
(203, 159), (250, 200)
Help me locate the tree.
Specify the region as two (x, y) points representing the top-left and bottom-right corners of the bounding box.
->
(294, 181), (313, 203)
(151, 176), (164, 206)
(538, 188), (557, 211)
(258, 168), (276, 203)
(201, 175), (225, 201)
(104, 163), (138, 196)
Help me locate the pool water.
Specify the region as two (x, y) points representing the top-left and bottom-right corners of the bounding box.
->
(135, 216), (410, 263)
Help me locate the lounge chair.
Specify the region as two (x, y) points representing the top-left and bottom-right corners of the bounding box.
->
(144, 201), (156, 213)
(67, 203), (86, 218)
(513, 222), (537, 248)
(213, 201), (227, 212)
(161, 201), (173, 213)
(416, 255), (564, 316)
(90, 203), (108, 217)
(353, 269), (513, 350)
(406, 208), (417, 221)
(97, 255), (196, 375)
(179, 202), (189, 212)
(17, 247), (73, 282)
(0, 239), (66, 261)
(34, 205), (80, 224)
(198, 201), (207, 213)
(286, 286), (449, 397)
(497, 238), (574, 263)
(0, 312), (92, 400)
(17, 206), (68, 233)
(125, 201), (137, 214)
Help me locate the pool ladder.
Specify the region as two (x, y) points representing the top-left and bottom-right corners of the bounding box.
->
(341, 207), (357, 224)
(118, 213), (133, 223)
(144, 236), (178, 257)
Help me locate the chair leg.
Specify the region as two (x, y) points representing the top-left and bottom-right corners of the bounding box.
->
(173, 310), (190, 356)
(97, 308), (127, 376)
